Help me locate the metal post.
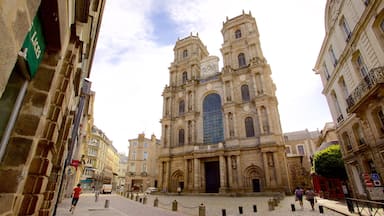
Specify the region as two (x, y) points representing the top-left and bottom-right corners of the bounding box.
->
(172, 200), (178, 211)
(253, 205), (257, 212)
(319, 205), (324, 214)
(198, 203), (205, 216)
(104, 200), (110, 208)
(238, 206), (243, 214)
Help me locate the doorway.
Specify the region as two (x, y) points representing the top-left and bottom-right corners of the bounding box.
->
(252, 179), (261, 192)
(205, 161), (220, 193)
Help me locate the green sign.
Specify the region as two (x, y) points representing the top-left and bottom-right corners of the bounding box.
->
(20, 15), (46, 78)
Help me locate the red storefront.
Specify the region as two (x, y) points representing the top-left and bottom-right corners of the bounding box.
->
(312, 175), (345, 200)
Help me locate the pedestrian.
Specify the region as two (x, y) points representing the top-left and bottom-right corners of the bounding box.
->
(69, 183), (82, 213)
(294, 187), (304, 209)
(95, 190), (100, 202)
(305, 188), (316, 211)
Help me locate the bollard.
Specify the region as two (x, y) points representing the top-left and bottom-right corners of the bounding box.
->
(135, 195), (139, 201)
(139, 198), (142, 203)
(253, 205), (257, 212)
(198, 203), (205, 216)
(291, 204), (296, 212)
(104, 199), (110, 208)
(172, 200), (178, 211)
(238, 206), (243, 214)
(130, 193), (133, 200)
(154, 197), (158, 207)
(221, 209), (226, 216)
(273, 198), (278, 206)
(319, 205), (324, 214)
(143, 196), (147, 204)
(268, 199), (274, 211)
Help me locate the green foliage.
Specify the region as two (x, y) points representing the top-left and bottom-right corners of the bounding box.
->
(313, 145), (348, 180)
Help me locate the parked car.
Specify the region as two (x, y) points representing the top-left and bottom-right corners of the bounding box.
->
(145, 187), (158, 194)
(101, 184), (112, 194)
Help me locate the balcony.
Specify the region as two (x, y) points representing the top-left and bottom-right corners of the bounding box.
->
(346, 66), (384, 113)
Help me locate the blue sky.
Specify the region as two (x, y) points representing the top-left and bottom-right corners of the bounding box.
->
(90, 0), (332, 154)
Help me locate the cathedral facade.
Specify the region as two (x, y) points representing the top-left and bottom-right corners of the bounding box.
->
(158, 11), (290, 194)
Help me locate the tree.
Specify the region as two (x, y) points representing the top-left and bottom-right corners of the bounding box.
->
(313, 145), (348, 180)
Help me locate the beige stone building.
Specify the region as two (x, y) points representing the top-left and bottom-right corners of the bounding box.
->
(314, 0), (384, 200)
(158, 11), (290, 194)
(284, 129), (320, 190)
(127, 133), (160, 191)
(0, 1), (105, 214)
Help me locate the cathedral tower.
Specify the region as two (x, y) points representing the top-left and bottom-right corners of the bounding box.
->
(159, 11), (290, 194)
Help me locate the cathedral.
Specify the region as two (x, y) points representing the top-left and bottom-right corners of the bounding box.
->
(158, 11), (290, 194)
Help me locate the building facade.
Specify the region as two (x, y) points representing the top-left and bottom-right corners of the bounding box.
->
(314, 0), (384, 200)
(0, 0), (105, 215)
(158, 11), (290, 194)
(127, 133), (160, 192)
(284, 129), (320, 190)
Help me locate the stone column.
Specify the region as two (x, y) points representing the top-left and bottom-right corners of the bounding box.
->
(263, 153), (270, 187)
(236, 155), (243, 189)
(219, 155), (227, 192)
(194, 158), (199, 191)
(184, 159), (189, 191)
(227, 156), (233, 190)
(273, 152), (282, 185)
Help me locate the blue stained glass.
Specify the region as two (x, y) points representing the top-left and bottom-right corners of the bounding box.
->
(203, 94), (224, 144)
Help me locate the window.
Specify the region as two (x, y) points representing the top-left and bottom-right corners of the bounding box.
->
(142, 163), (147, 172)
(178, 129), (185, 146)
(203, 94), (224, 144)
(183, 49), (188, 58)
(331, 91), (343, 123)
(132, 151), (136, 160)
(256, 74), (263, 94)
(356, 54), (368, 77)
(342, 132), (353, 151)
(182, 71), (188, 84)
(329, 47), (338, 67)
(245, 117), (255, 137)
(338, 77), (349, 99)
(179, 100), (185, 115)
(373, 108), (384, 135)
(144, 142), (148, 148)
(372, 9), (384, 48)
(129, 163), (136, 172)
(297, 145), (305, 155)
(323, 63), (331, 80)
(143, 152), (148, 160)
(285, 146), (291, 154)
(238, 53), (246, 67)
(235, 29), (242, 38)
(241, 84), (250, 102)
(340, 17), (352, 41)
(352, 123), (366, 145)
(188, 120), (192, 143)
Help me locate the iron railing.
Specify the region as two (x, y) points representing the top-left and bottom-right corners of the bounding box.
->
(346, 66), (384, 112)
(346, 198), (384, 216)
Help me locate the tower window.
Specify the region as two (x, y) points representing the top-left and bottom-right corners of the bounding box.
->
(235, 29), (242, 39)
(182, 71), (188, 84)
(245, 117), (255, 137)
(178, 129), (185, 146)
(329, 47), (338, 67)
(179, 100), (185, 115)
(238, 53), (246, 67)
(183, 49), (188, 58)
(241, 84), (250, 102)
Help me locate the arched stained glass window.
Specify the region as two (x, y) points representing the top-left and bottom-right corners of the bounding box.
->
(203, 94), (224, 144)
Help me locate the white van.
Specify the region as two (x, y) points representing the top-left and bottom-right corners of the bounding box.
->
(101, 184), (112, 194)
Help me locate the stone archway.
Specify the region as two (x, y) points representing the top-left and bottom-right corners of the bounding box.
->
(171, 170), (184, 192)
(243, 165), (264, 192)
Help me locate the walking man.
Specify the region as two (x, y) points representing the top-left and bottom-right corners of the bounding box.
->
(69, 184), (82, 213)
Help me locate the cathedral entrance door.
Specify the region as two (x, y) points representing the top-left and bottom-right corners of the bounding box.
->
(205, 161), (220, 193)
(252, 179), (261, 192)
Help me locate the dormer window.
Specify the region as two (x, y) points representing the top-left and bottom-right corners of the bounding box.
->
(235, 29), (242, 39)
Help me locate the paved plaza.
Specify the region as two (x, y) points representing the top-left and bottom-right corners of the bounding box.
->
(56, 192), (354, 216)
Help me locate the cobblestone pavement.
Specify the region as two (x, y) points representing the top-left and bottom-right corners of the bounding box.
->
(56, 193), (346, 216)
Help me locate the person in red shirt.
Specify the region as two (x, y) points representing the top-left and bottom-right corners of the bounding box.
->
(69, 184), (82, 212)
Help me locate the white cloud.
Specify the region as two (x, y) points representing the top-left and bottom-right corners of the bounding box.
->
(90, 0), (332, 154)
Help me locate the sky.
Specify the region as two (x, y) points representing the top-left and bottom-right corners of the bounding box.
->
(90, 0), (333, 154)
